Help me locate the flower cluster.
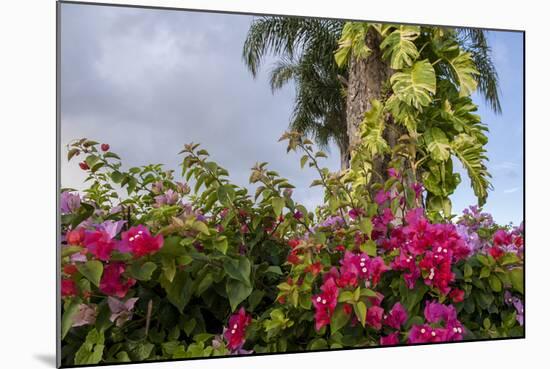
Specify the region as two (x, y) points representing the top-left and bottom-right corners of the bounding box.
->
(387, 209), (470, 295)
(408, 302), (465, 343)
(223, 307), (252, 352)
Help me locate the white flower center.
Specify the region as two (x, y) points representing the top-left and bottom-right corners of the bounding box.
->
(233, 324), (238, 329)
(437, 247), (442, 252)
(129, 237), (134, 242)
(431, 331), (436, 337)
(231, 329), (236, 334)
(322, 299), (327, 304)
(316, 296), (322, 302)
(420, 328), (426, 334)
(362, 267), (367, 273)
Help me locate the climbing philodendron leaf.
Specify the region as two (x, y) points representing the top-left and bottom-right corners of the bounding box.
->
(380, 25), (420, 69)
(451, 133), (492, 206)
(334, 22), (371, 67)
(390, 59), (436, 109)
(359, 99), (389, 157)
(424, 127), (451, 162)
(446, 51), (479, 97)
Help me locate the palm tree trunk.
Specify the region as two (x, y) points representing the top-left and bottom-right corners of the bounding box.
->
(345, 27), (402, 189)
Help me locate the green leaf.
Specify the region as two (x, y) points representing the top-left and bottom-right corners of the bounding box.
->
(510, 268), (524, 294)
(74, 329), (105, 365)
(214, 236), (228, 255)
(390, 59), (436, 109)
(380, 25), (420, 69)
(353, 301), (367, 327)
(424, 127), (450, 162)
(128, 261), (157, 281)
(489, 274), (502, 292)
(359, 218), (373, 236)
(223, 257), (251, 286)
(192, 221), (210, 235)
(217, 185), (235, 207)
(226, 279), (253, 311)
(446, 51), (479, 96)
(62, 246), (83, 258)
(61, 299), (80, 339)
(160, 271), (194, 313)
(464, 263), (473, 279)
(266, 265), (283, 275)
(271, 196), (285, 216)
(76, 260), (103, 287)
(300, 155), (309, 169)
(451, 133), (491, 206)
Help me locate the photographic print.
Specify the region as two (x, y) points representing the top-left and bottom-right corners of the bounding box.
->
(58, 1), (524, 366)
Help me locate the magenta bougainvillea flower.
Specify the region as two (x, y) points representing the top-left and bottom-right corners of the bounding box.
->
(312, 277), (339, 331)
(60, 191), (81, 214)
(108, 297), (139, 327)
(118, 225), (164, 257)
(61, 279), (77, 297)
(366, 305), (384, 330)
(408, 302), (465, 343)
(84, 229), (117, 261)
(224, 307), (252, 351)
(380, 332), (400, 346)
(99, 262), (136, 298)
(374, 190), (391, 205)
(384, 302), (408, 329)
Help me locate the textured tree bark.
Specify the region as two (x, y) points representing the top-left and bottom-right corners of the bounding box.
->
(345, 27), (403, 188)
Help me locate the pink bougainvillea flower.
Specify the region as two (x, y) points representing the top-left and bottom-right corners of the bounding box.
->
(444, 319), (465, 341)
(118, 225), (164, 257)
(380, 332), (400, 346)
(108, 296), (139, 327)
(224, 307), (252, 351)
(411, 182), (424, 199)
(493, 229), (512, 246)
(312, 277), (339, 331)
(449, 288), (465, 303)
(84, 229), (117, 261)
(72, 303), (97, 327)
(368, 256), (388, 286)
(66, 228), (85, 245)
(348, 208), (364, 220)
(61, 279), (77, 297)
(366, 305), (384, 330)
(489, 246), (504, 260)
(423, 301), (457, 324)
(387, 168), (400, 178)
(60, 191), (81, 214)
(384, 302), (408, 329)
(408, 324), (447, 343)
(374, 190), (391, 205)
(99, 262), (135, 298)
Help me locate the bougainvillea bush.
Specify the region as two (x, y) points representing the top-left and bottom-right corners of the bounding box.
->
(60, 136), (524, 366)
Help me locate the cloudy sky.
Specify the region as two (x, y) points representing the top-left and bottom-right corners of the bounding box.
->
(60, 3), (524, 224)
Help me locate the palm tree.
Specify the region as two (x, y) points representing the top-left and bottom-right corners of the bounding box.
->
(242, 17), (350, 169)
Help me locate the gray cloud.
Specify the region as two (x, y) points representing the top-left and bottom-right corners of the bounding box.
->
(60, 3), (340, 207)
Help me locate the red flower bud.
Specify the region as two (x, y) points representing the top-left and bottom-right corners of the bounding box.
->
(79, 162), (89, 170)
(101, 143), (110, 151)
(63, 264), (78, 276)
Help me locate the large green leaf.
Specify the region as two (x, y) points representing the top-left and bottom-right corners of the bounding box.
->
(390, 59), (436, 109)
(446, 51), (479, 96)
(380, 25), (420, 69)
(76, 260), (103, 288)
(61, 299), (80, 339)
(359, 99), (389, 157)
(74, 329), (105, 365)
(334, 22), (371, 67)
(424, 127), (451, 162)
(223, 257), (251, 286)
(226, 279), (253, 311)
(451, 133), (492, 205)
